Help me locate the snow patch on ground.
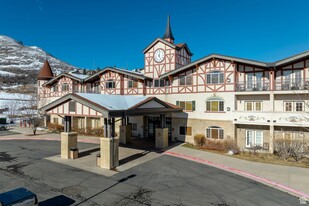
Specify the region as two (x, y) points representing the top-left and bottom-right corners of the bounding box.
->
(0, 92), (32, 100)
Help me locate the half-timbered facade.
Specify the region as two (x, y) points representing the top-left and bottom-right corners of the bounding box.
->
(38, 16), (309, 153)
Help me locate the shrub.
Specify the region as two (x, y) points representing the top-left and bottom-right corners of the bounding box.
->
(223, 138), (240, 154)
(194, 134), (205, 147)
(274, 139), (307, 161)
(47, 123), (64, 132)
(201, 138), (239, 153)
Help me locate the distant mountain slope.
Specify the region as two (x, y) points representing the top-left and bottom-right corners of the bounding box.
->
(0, 35), (77, 74)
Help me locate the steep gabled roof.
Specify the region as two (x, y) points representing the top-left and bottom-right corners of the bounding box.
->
(38, 60), (54, 80)
(39, 93), (182, 117)
(143, 38), (177, 54)
(85, 67), (151, 82)
(274, 51), (309, 67)
(42, 72), (88, 86)
(176, 43), (193, 56)
(160, 53), (268, 78)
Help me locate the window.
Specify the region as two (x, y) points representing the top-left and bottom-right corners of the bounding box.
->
(91, 118), (100, 128)
(69, 101), (75, 112)
(296, 102), (303, 111)
(206, 126), (224, 139)
(245, 101), (262, 111)
(285, 102), (292, 111)
(62, 83), (69, 91)
(154, 79), (165, 87)
(179, 126), (192, 136)
(128, 79), (138, 88)
(246, 130), (263, 147)
(206, 101), (224, 112)
(179, 75), (192, 86)
(206, 71), (224, 84)
(93, 82), (100, 93)
(284, 102), (304, 112)
(106, 80), (115, 89)
(176, 101), (195, 111)
(53, 118), (58, 124)
(131, 123), (137, 131)
(77, 117), (85, 129)
(52, 85), (58, 92)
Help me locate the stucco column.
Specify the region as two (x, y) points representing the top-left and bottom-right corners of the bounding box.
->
(269, 125), (274, 153)
(107, 118), (111, 138)
(103, 118), (107, 137)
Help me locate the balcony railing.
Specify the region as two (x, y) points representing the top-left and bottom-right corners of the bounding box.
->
(236, 81), (270, 92)
(275, 78), (309, 91)
(73, 89), (101, 94)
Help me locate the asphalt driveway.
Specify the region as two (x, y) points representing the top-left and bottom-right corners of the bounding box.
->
(0, 140), (299, 206)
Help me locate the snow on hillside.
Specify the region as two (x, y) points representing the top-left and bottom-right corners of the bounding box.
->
(0, 92), (32, 100)
(0, 35), (78, 72)
(0, 70), (16, 76)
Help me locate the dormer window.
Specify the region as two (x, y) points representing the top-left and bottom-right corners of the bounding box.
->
(106, 80), (115, 89)
(154, 79), (165, 87)
(179, 74), (192, 86)
(62, 83), (69, 91)
(52, 85), (58, 92)
(206, 71), (224, 84)
(128, 79), (138, 88)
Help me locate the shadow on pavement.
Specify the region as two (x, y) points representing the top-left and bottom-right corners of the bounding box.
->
(39, 195), (75, 206)
(119, 151), (151, 165)
(78, 147), (100, 158)
(0, 130), (20, 136)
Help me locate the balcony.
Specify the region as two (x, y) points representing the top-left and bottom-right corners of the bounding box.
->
(275, 78), (309, 91)
(73, 89), (101, 94)
(236, 81), (270, 92)
(232, 110), (309, 127)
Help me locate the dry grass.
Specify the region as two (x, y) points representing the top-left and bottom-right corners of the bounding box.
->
(182, 143), (309, 168)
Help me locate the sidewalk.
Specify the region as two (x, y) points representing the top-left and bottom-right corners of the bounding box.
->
(165, 145), (309, 199)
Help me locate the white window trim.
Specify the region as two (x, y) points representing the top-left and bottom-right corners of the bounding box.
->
(244, 101), (263, 111)
(206, 71), (224, 84)
(245, 130), (263, 148)
(284, 101), (305, 112)
(206, 126), (224, 139)
(206, 100), (224, 112)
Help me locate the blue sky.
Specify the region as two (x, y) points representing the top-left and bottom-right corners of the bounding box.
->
(1, 0), (309, 70)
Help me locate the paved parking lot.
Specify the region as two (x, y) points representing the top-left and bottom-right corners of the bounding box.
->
(0, 139), (300, 206)
(0, 130), (20, 136)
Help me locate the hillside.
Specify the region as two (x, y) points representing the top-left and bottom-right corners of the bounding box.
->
(0, 35), (79, 89)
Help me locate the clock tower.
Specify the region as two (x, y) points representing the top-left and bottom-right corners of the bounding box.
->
(143, 15), (193, 79)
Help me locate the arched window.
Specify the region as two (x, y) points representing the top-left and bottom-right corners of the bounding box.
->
(206, 126), (224, 139)
(206, 71), (224, 84)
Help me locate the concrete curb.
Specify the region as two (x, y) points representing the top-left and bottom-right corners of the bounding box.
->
(164, 151), (309, 200)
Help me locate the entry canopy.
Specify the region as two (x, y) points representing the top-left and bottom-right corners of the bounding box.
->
(39, 93), (182, 117)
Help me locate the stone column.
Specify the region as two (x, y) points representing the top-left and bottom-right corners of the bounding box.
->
(155, 128), (168, 149)
(99, 137), (119, 169)
(61, 132), (78, 159)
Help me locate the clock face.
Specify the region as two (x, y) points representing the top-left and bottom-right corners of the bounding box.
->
(154, 49), (165, 62)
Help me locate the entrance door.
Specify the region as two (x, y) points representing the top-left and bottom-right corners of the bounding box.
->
(147, 116), (172, 141)
(148, 116), (160, 140)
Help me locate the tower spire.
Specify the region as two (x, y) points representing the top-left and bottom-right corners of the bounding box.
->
(163, 14), (175, 43)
